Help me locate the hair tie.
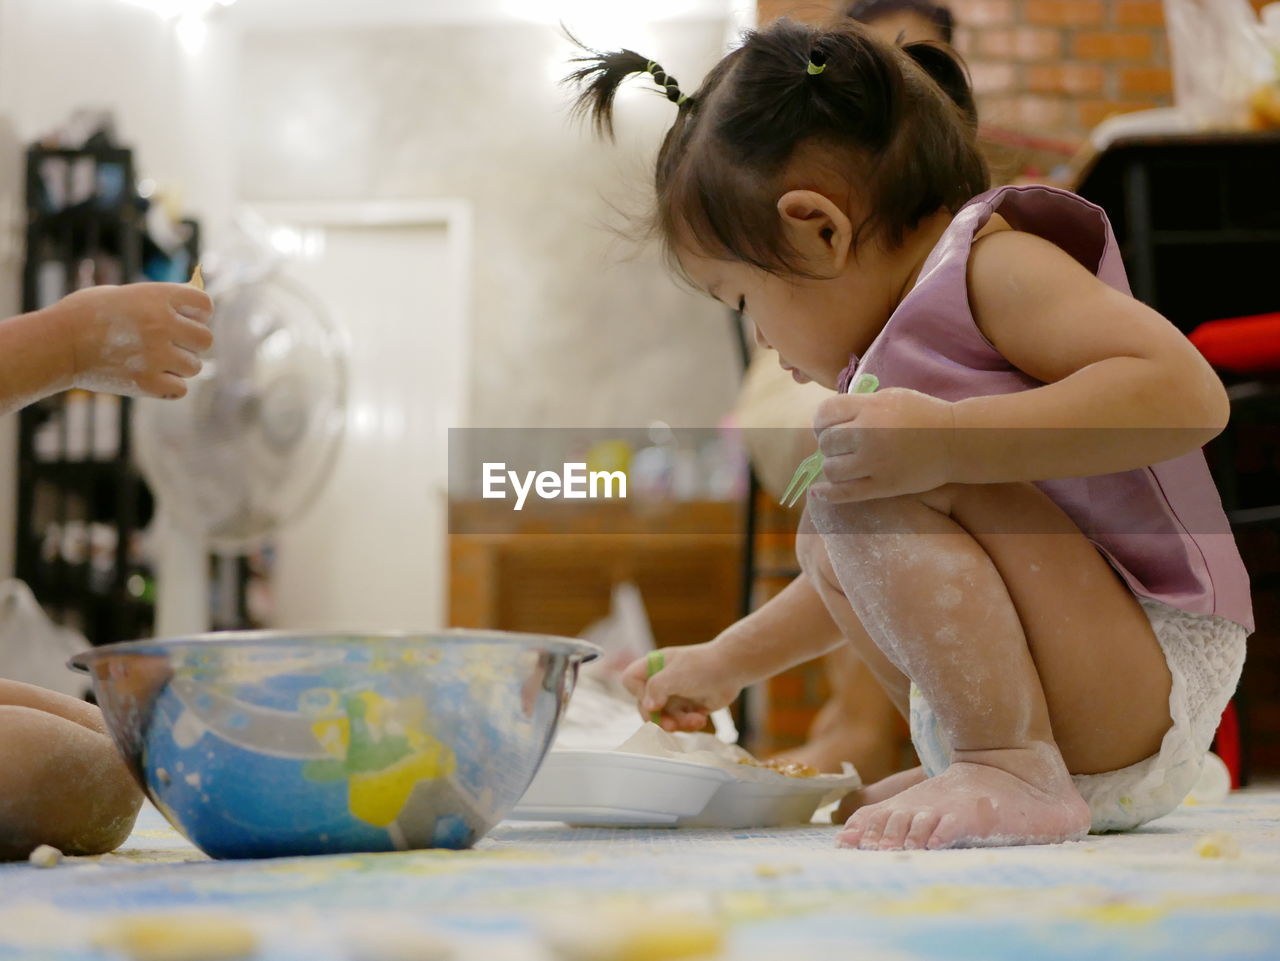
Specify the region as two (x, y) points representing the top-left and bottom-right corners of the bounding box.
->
(646, 59), (689, 107)
(807, 49), (828, 76)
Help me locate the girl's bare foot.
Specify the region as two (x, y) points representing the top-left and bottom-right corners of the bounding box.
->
(836, 748), (1090, 850)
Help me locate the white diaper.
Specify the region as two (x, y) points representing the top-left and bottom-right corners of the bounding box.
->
(908, 597), (1249, 833)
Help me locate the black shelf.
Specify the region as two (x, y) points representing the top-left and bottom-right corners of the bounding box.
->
(1143, 229), (1280, 246)
(1075, 131), (1280, 335)
(13, 144), (191, 645)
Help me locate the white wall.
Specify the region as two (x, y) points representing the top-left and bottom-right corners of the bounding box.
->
(235, 18), (742, 429)
(0, 0), (239, 577)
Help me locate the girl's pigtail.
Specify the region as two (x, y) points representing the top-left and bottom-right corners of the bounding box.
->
(900, 42), (977, 126)
(564, 34), (692, 140)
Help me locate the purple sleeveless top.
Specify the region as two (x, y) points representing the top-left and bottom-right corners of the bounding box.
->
(835, 184), (1253, 632)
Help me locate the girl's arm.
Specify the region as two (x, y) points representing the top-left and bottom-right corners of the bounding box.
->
(950, 229), (1229, 484)
(0, 283), (213, 416)
(0, 308), (78, 415)
(709, 567), (845, 683)
(620, 569), (844, 730)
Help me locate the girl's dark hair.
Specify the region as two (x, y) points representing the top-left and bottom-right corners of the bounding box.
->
(846, 0), (955, 44)
(566, 18), (987, 279)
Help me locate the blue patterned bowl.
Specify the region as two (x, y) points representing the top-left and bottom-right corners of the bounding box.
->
(70, 630), (598, 859)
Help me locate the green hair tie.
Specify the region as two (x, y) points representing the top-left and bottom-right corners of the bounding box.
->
(806, 60), (826, 76)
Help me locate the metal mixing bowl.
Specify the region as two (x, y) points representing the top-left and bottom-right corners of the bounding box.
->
(70, 630), (599, 859)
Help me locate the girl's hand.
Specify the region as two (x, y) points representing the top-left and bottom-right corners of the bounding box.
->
(809, 387), (957, 503)
(620, 642), (746, 732)
(53, 283), (214, 398)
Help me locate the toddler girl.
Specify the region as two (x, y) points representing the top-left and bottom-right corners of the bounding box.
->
(569, 19), (1252, 849)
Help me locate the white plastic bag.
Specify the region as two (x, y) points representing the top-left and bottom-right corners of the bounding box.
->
(1164, 0), (1276, 128)
(0, 580), (90, 698)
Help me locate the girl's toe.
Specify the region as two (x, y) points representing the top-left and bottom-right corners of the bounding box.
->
(877, 809), (915, 850)
(857, 809), (892, 850)
(835, 815), (867, 849)
(925, 812), (961, 850)
(903, 810), (940, 850)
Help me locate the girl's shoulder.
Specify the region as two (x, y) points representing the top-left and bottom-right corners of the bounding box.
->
(963, 219), (1168, 388)
(966, 225), (1109, 325)
(960, 184), (1116, 276)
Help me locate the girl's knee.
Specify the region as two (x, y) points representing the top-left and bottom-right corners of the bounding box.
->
(796, 516), (839, 586)
(811, 481), (1049, 530)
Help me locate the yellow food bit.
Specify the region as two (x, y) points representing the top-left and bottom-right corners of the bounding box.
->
(189, 265), (204, 290)
(753, 863), (800, 879)
(546, 911), (724, 961)
(1194, 831), (1241, 859)
(613, 923), (723, 961)
(1078, 902), (1165, 925)
(94, 916), (256, 961)
(736, 757), (819, 778)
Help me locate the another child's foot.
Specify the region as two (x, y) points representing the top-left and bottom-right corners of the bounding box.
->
(835, 749), (1090, 850)
(832, 765), (926, 823)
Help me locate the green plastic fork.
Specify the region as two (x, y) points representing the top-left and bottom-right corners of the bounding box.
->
(647, 649), (664, 725)
(780, 372), (879, 509)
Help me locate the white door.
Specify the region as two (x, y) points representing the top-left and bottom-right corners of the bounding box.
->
(251, 204), (469, 632)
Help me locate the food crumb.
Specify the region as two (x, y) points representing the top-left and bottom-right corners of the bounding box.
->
(736, 757), (819, 778)
(754, 863), (800, 879)
(1194, 831), (1241, 859)
(543, 909), (724, 961)
(28, 845), (63, 868)
(93, 915), (257, 961)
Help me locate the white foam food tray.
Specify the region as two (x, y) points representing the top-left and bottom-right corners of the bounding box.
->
(512, 750), (845, 829)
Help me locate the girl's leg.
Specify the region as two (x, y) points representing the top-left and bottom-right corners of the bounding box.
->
(796, 518), (927, 810)
(0, 682), (142, 860)
(805, 480), (1172, 850)
(795, 512), (913, 717)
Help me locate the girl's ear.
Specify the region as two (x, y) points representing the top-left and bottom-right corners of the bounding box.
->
(776, 190), (853, 275)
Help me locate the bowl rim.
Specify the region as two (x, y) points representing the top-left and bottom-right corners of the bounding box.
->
(68, 628), (602, 672)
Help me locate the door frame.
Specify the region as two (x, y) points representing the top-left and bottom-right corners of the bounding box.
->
(240, 199), (473, 432)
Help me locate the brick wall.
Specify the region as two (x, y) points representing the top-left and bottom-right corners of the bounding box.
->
(959, 0), (1172, 140)
(755, 1), (1272, 145)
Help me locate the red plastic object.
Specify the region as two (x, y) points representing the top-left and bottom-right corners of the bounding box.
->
(1212, 699), (1242, 789)
(1188, 312), (1280, 374)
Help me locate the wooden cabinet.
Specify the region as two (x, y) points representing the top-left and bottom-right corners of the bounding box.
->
(448, 501), (743, 648)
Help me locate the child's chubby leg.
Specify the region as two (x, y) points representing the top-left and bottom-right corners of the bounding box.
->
(802, 480), (1173, 850)
(0, 679), (144, 860)
(794, 512), (928, 815)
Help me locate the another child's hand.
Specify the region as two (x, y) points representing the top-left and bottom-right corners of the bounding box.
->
(621, 642), (745, 732)
(52, 283), (214, 398)
(809, 387), (956, 503)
